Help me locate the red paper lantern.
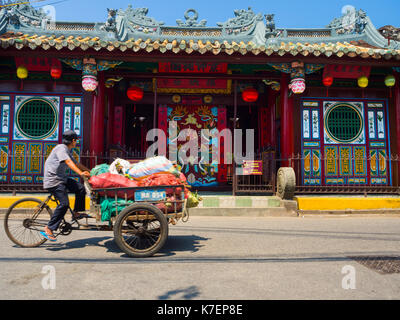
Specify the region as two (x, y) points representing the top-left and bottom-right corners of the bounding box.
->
(50, 65), (62, 80)
(242, 87), (258, 102)
(127, 86), (144, 101)
(323, 76), (333, 87)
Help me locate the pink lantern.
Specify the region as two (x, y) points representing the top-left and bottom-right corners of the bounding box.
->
(289, 78), (306, 94)
(82, 75), (98, 92)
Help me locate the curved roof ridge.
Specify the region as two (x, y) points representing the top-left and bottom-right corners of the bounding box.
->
(1, 3), (400, 60)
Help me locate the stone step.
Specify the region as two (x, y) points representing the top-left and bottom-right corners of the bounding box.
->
(190, 196), (298, 217)
(188, 207), (297, 217)
(198, 196), (282, 208)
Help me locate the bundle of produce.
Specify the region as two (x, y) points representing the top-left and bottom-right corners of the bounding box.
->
(90, 163), (110, 177)
(155, 197), (183, 213)
(89, 172), (139, 198)
(186, 191), (202, 208)
(109, 158), (132, 175)
(138, 172), (201, 209)
(127, 156), (180, 180)
(138, 172), (180, 186)
(100, 198), (133, 222)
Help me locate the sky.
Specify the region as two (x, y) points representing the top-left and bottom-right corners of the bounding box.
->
(30, 0), (400, 29)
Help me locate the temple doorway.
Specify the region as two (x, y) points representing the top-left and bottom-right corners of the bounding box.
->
(124, 104), (153, 158)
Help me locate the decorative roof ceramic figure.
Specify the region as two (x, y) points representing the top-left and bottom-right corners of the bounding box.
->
(0, 3), (399, 55)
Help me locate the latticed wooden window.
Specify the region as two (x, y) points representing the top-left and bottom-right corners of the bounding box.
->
(17, 99), (57, 139)
(326, 105), (363, 143)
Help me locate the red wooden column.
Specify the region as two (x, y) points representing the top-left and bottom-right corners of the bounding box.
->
(90, 71), (105, 157)
(268, 88), (277, 147)
(106, 86), (115, 149)
(394, 72), (400, 183)
(279, 73), (294, 167)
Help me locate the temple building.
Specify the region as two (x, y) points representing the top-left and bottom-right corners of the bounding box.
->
(0, 3), (399, 195)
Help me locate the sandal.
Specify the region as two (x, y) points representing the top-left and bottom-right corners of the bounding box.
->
(40, 227), (57, 242)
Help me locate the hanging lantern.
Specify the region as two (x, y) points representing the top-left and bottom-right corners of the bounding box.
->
(82, 57), (98, 92)
(50, 64), (62, 89)
(322, 76), (333, 97)
(50, 64), (62, 80)
(242, 87), (258, 102)
(17, 66), (28, 79)
(385, 74), (396, 98)
(357, 76), (369, 88)
(384, 75), (396, 87)
(289, 78), (306, 94)
(82, 75), (98, 92)
(323, 76), (334, 87)
(127, 86), (144, 101)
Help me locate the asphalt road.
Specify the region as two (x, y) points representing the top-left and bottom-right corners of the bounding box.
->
(0, 215), (399, 300)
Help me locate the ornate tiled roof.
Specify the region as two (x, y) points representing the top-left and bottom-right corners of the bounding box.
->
(1, 3), (400, 60)
(2, 30), (399, 61)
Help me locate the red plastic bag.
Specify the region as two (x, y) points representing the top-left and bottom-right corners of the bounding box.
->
(138, 173), (188, 196)
(89, 173), (138, 198)
(138, 173), (180, 187)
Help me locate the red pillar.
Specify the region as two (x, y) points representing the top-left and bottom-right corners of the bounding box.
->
(394, 72), (400, 184)
(90, 71), (105, 157)
(106, 86), (115, 148)
(268, 89), (277, 147)
(280, 73), (294, 167)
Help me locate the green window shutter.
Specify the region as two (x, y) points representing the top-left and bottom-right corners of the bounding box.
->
(326, 105), (363, 143)
(17, 99), (57, 140)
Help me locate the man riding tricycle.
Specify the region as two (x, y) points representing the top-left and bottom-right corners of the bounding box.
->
(4, 130), (197, 258)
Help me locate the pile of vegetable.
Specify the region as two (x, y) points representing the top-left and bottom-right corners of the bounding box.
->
(89, 156), (202, 221)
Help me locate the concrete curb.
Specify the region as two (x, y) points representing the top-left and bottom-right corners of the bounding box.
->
(295, 196), (400, 211)
(188, 207), (298, 217)
(298, 209), (400, 216)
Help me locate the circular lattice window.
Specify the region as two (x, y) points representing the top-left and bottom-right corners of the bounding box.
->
(325, 104), (363, 143)
(16, 99), (58, 140)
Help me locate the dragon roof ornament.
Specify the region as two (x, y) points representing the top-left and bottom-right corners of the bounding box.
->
(326, 6), (367, 35)
(0, 3), (398, 51)
(118, 5), (165, 28)
(114, 6), (265, 42)
(217, 7), (263, 29)
(0, 3), (50, 32)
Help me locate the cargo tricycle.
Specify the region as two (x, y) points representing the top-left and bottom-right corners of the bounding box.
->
(4, 178), (189, 258)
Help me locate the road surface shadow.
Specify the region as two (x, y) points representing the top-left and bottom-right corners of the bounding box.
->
(160, 235), (209, 254)
(43, 233), (209, 258)
(117, 234), (210, 258)
(158, 285), (201, 300)
(45, 236), (119, 253)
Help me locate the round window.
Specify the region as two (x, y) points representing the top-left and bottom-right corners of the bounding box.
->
(326, 104), (363, 143)
(16, 99), (57, 139)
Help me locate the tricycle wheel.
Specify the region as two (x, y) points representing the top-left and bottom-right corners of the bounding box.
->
(4, 197), (52, 248)
(113, 203), (168, 258)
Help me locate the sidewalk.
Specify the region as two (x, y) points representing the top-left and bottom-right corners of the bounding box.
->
(0, 193), (399, 217)
(0, 193), (91, 211)
(295, 195), (400, 216)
